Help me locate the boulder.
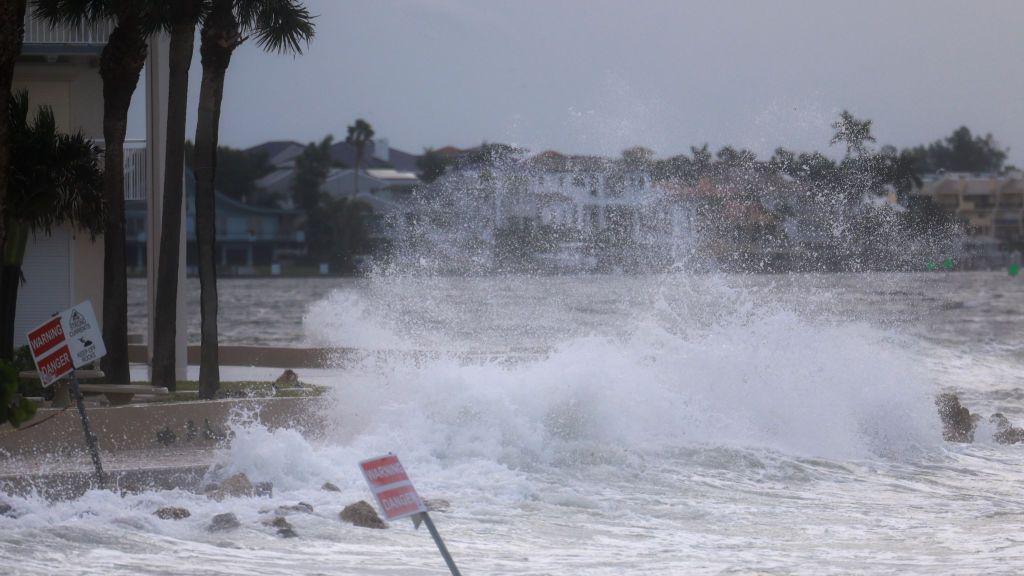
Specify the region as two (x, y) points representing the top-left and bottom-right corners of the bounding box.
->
(154, 506), (191, 520)
(262, 516), (298, 538)
(208, 512), (241, 532)
(936, 393), (978, 443)
(254, 482), (274, 498)
(276, 502), (314, 515)
(424, 499), (451, 513)
(275, 369), (300, 386)
(206, 473), (254, 501)
(0, 502), (13, 517)
(321, 482), (341, 493)
(990, 413), (1024, 445)
(156, 427), (177, 446)
(340, 501), (386, 529)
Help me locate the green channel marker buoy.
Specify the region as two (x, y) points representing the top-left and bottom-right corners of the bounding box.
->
(1010, 263), (1020, 277)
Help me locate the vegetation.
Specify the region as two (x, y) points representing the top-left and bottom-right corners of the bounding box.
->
(193, 0), (314, 400)
(1, 92), (105, 359)
(416, 148), (452, 184)
(0, 0), (29, 269)
(153, 0), (204, 391)
(345, 118), (374, 194)
(184, 141), (275, 204)
(0, 359), (35, 427)
(905, 126), (1010, 175)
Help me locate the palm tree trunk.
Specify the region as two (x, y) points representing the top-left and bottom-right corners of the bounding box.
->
(99, 18), (148, 385)
(0, 224), (28, 360)
(0, 1), (28, 349)
(152, 14), (196, 391)
(194, 0), (241, 399)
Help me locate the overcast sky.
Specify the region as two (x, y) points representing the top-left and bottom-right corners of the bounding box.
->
(136, 0), (1024, 164)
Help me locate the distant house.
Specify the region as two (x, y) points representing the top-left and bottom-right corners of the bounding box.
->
(250, 136), (423, 243)
(126, 172), (305, 274)
(916, 172), (1024, 244)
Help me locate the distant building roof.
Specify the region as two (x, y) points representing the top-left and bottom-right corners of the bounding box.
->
(366, 168), (420, 182)
(245, 140), (304, 166)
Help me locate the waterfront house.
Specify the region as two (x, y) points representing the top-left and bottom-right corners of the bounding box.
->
(126, 172), (305, 275)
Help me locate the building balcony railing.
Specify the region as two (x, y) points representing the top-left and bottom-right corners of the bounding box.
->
(22, 12), (113, 53)
(123, 141), (147, 201)
(93, 139), (147, 201)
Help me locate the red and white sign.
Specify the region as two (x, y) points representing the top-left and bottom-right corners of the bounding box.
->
(26, 301), (106, 387)
(359, 454), (427, 521)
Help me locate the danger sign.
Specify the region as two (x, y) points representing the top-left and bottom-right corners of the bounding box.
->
(26, 301), (106, 386)
(359, 454), (427, 521)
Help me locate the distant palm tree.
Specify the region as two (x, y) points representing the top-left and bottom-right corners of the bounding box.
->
(830, 110), (876, 157)
(1, 92), (105, 358)
(193, 0), (314, 399)
(152, 0), (205, 391)
(346, 119), (374, 195)
(0, 0), (29, 260)
(34, 0), (159, 385)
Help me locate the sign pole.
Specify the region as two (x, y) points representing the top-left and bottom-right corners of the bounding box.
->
(420, 512), (462, 576)
(69, 370), (105, 488)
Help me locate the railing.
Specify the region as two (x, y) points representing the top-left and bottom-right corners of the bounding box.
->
(93, 139), (147, 201)
(22, 12), (114, 47)
(123, 141), (147, 201)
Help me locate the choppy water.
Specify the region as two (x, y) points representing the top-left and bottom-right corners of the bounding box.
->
(7, 271), (1024, 574)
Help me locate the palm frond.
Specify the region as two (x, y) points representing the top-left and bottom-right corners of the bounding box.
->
(32, 0), (110, 27)
(235, 0), (315, 54)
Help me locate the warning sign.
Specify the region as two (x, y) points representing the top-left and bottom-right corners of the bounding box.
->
(25, 300), (106, 386)
(60, 301), (105, 369)
(359, 454), (427, 521)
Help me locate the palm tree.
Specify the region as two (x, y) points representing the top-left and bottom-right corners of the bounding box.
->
(34, 0), (157, 385)
(193, 0), (313, 399)
(830, 110), (876, 158)
(152, 0), (204, 391)
(0, 0), (29, 260)
(1, 92), (105, 358)
(346, 118), (374, 195)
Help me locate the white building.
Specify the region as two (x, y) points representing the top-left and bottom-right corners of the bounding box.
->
(14, 14), (184, 378)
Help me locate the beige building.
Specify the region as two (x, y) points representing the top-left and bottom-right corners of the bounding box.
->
(918, 172), (1024, 244)
(13, 13), (184, 378)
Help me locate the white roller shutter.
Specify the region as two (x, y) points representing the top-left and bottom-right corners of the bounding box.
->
(14, 227), (72, 346)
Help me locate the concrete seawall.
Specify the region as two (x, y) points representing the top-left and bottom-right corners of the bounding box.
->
(0, 397), (323, 499)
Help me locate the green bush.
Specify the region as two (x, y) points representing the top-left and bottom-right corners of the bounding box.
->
(0, 359), (36, 427)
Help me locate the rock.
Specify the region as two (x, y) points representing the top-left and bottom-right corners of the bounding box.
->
(262, 516), (298, 538)
(936, 393), (978, 443)
(990, 413), (1024, 445)
(277, 502), (314, 515)
(0, 502), (13, 517)
(204, 418), (228, 442)
(206, 473), (254, 501)
(424, 499), (451, 513)
(156, 427), (177, 446)
(275, 369), (299, 386)
(340, 501), (386, 529)
(208, 512), (241, 532)
(154, 506), (191, 520)
(321, 481), (341, 492)
(254, 482), (274, 498)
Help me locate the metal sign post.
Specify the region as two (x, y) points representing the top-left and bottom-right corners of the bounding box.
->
(420, 511), (462, 576)
(26, 302), (108, 488)
(359, 454), (463, 576)
(68, 370), (105, 487)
